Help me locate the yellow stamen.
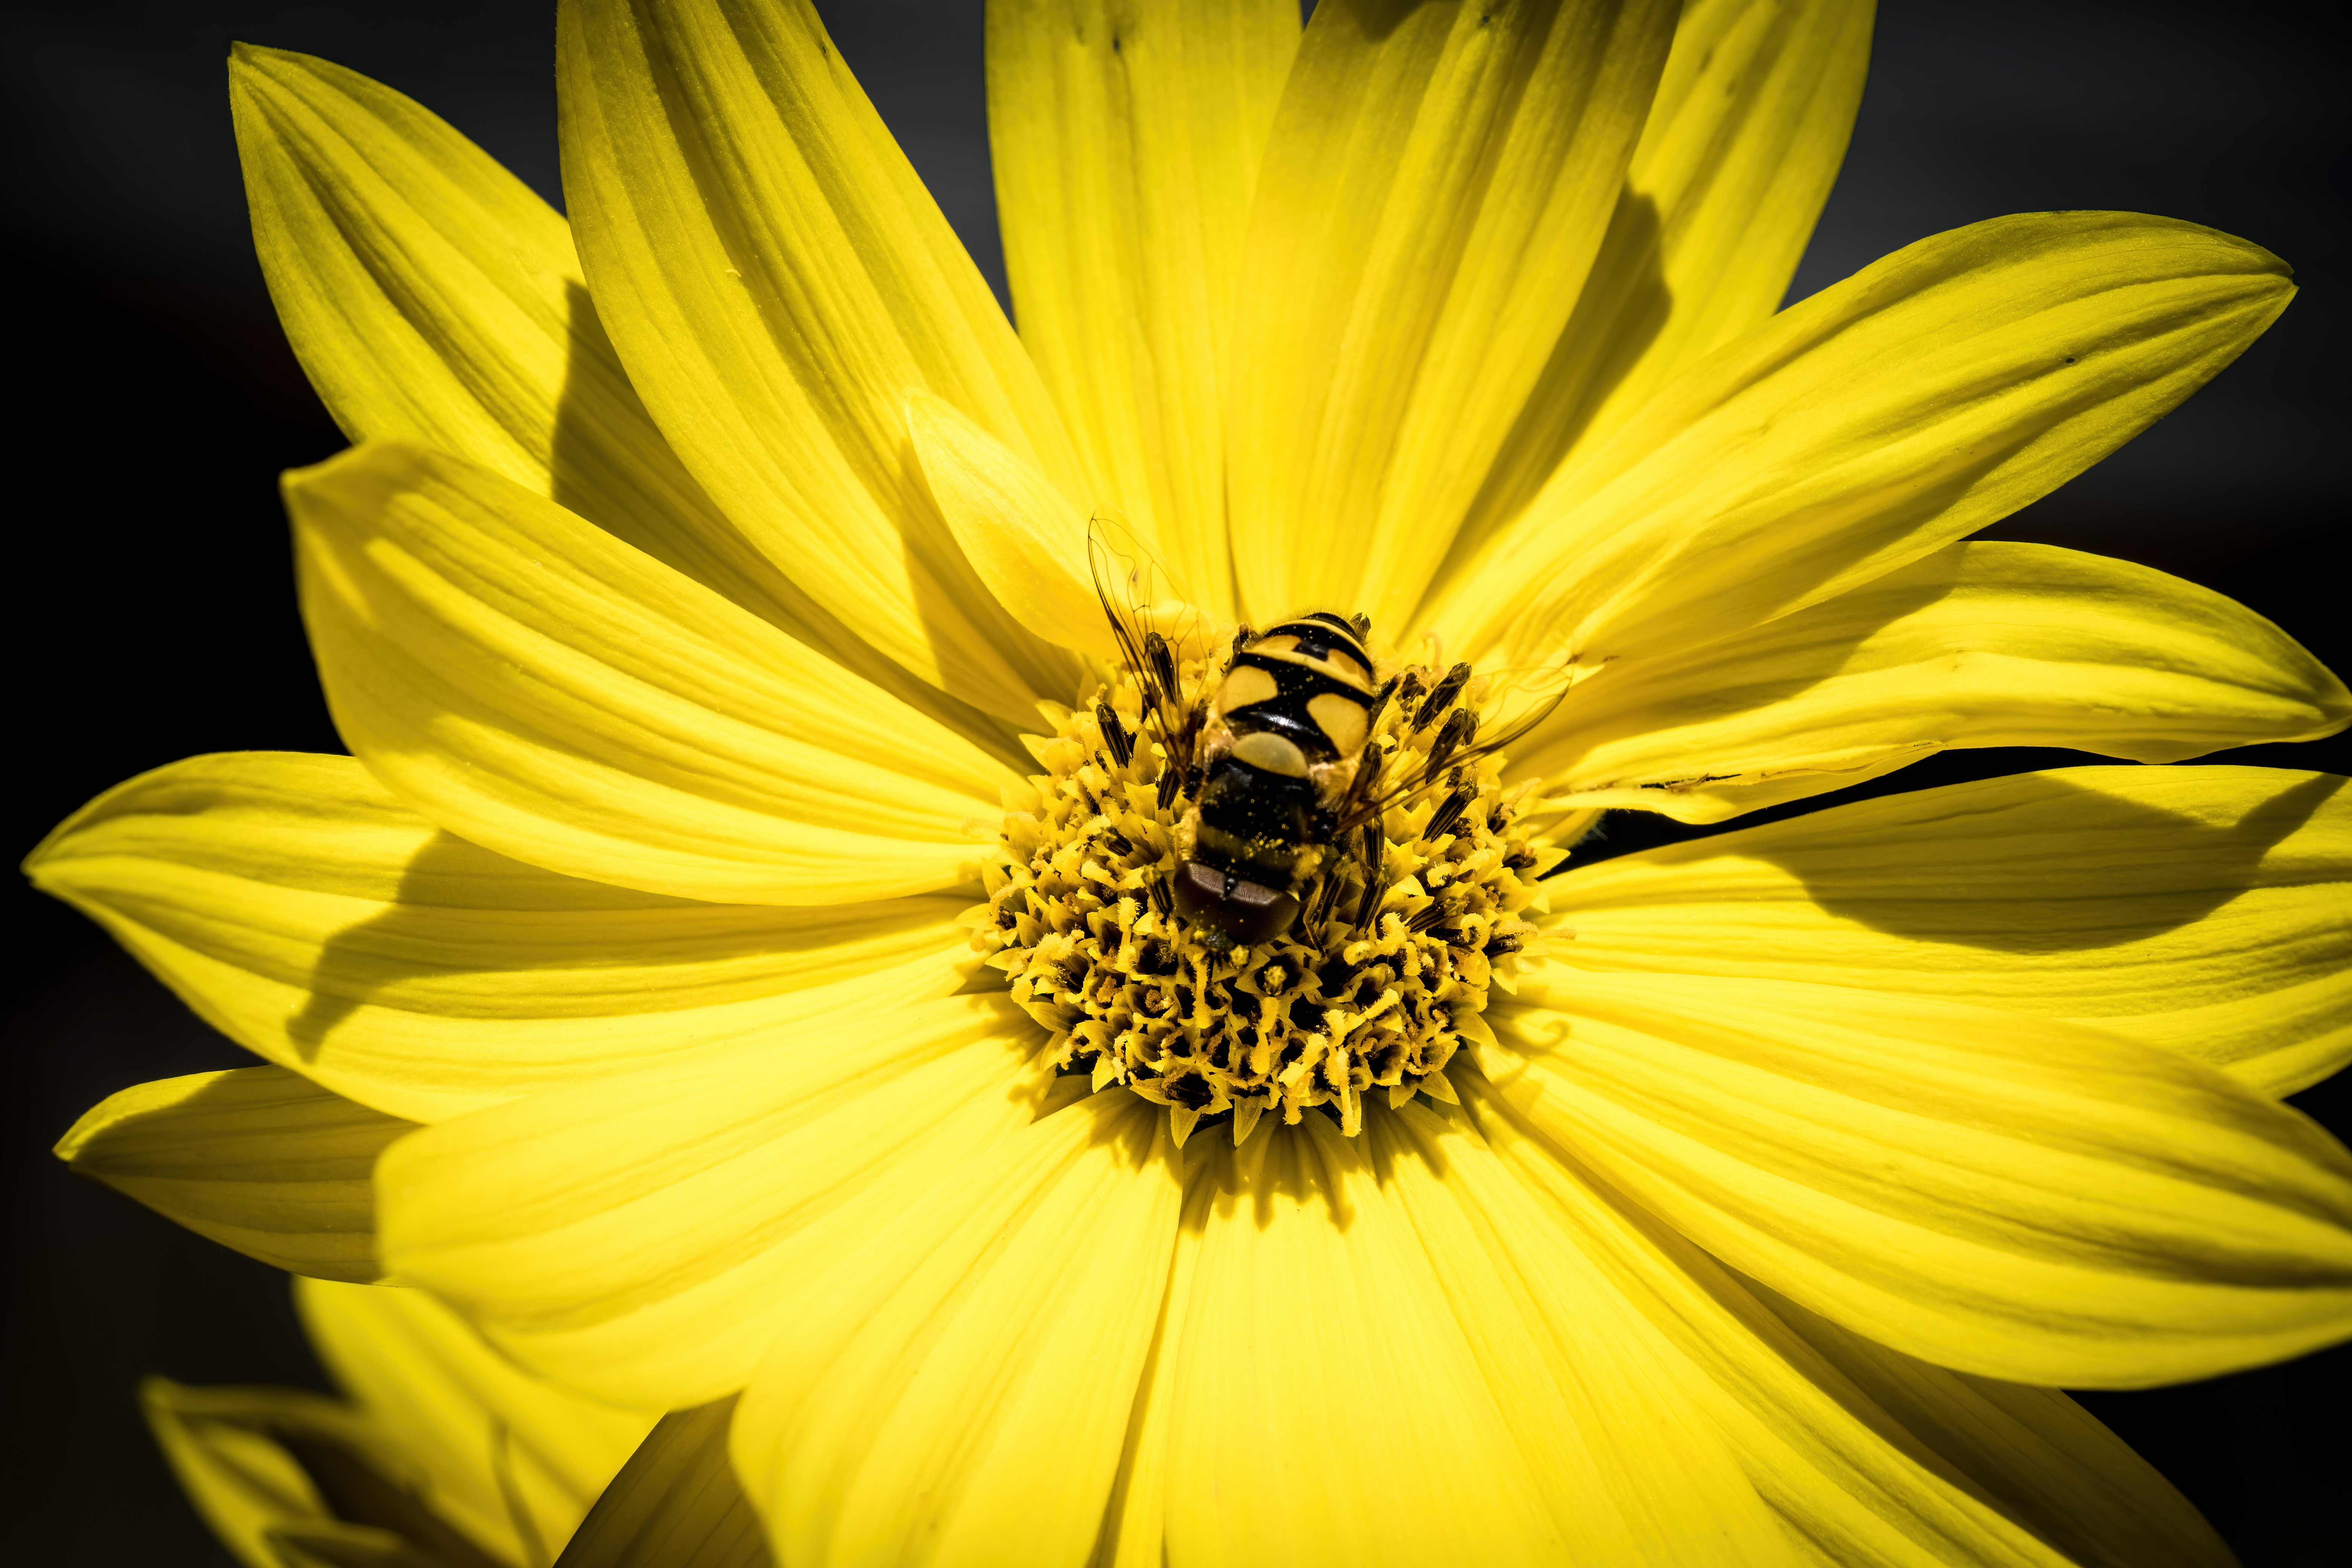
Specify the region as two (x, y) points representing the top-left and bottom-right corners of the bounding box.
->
(974, 630), (1554, 1146)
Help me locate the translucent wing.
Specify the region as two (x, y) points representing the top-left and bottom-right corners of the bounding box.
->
(1087, 516), (1203, 787)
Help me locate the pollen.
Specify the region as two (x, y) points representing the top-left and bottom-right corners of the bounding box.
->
(970, 631), (1563, 1147)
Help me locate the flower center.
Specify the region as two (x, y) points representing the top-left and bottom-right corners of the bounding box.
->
(972, 622), (1558, 1146)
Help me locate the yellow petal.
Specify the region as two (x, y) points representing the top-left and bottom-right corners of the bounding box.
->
(288, 439), (1011, 905)
(28, 751), (970, 1122)
(906, 390), (1119, 659)
(559, 1399), (770, 1568)
(140, 1375), (491, 1568)
(298, 1277), (658, 1564)
(227, 43), (837, 662)
(56, 1067), (411, 1282)
(557, 0), (1086, 721)
(1365, 1101), (1803, 1565)
(985, 0), (1302, 610)
(1226, 0), (1678, 628)
(142, 1378), (366, 1568)
(1431, 212), (2295, 666)
(1091, 1141), (1212, 1568)
(1750, 1280), (2237, 1568)
(1479, 968), (2352, 1387)
(1161, 1116), (1564, 1565)
(1467, 0), (1874, 545)
(734, 1090), (1178, 1567)
(1555, 765), (2352, 1096)
(375, 994), (1050, 1408)
(1463, 1080), (2234, 1568)
(1518, 541), (2352, 822)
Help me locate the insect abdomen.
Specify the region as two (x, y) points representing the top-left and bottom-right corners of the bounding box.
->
(1193, 761), (1317, 886)
(1173, 615), (1381, 946)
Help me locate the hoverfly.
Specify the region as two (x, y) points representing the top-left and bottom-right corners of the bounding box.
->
(1087, 523), (1563, 952)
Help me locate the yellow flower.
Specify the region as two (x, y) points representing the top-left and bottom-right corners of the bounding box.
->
(30, 0), (2352, 1563)
(140, 1273), (655, 1567)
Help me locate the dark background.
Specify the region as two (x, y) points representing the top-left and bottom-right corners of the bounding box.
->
(2, 1), (2344, 1562)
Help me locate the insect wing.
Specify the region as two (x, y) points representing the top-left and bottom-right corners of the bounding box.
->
(1086, 515), (1200, 770)
(1086, 515), (1155, 688)
(1463, 661), (1576, 759)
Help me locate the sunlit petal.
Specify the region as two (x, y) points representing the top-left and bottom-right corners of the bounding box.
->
(559, 0), (1088, 718)
(1466, 0), (1874, 550)
(986, 0), (1302, 609)
(376, 995), (1049, 1407)
(56, 1068), (410, 1282)
(1466, 1083), (2235, 1567)
(298, 1277), (659, 1564)
(1480, 969), (2352, 1387)
(735, 1091), (1179, 1568)
(1228, 0), (1678, 626)
(1517, 541), (2350, 822)
(28, 751), (971, 1121)
(1431, 212), (2293, 666)
(228, 41), (827, 654)
(290, 440), (1010, 904)
(1554, 766), (2352, 1096)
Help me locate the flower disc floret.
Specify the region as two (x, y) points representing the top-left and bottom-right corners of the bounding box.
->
(972, 629), (1560, 1147)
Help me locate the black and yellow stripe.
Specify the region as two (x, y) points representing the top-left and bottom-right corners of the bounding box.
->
(1175, 614), (1384, 944)
(1213, 615), (1378, 773)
